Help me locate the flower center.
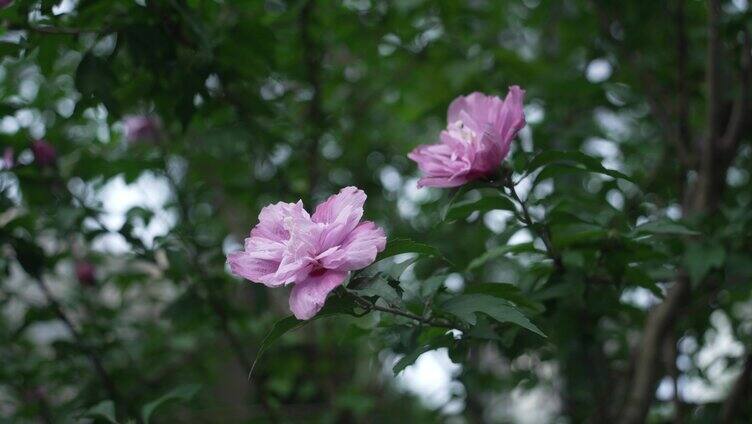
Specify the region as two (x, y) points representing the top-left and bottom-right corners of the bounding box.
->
(448, 120), (476, 144)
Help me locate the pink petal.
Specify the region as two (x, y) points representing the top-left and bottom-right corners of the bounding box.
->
(312, 187), (366, 250)
(227, 251), (286, 287)
(416, 174), (474, 188)
(318, 221), (386, 271)
(251, 201), (310, 243)
(493, 86), (526, 157)
(228, 200), (319, 287)
(288, 270), (348, 320)
(447, 94), (470, 124)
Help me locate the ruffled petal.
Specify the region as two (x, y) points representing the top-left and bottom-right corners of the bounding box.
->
(227, 251), (286, 287)
(317, 221), (386, 271)
(251, 201), (310, 243)
(288, 270), (348, 320)
(312, 187), (366, 250)
(228, 200), (319, 286)
(493, 86), (526, 157)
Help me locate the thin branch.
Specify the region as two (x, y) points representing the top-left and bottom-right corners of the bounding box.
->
(618, 276), (690, 424)
(32, 276), (123, 409)
(720, 353), (752, 423)
(3, 23), (104, 35)
(675, 0), (693, 168)
(706, 0), (723, 141)
(343, 289), (456, 329)
(721, 27), (751, 153)
(160, 157), (279, 421)
(505, 179), (563, 271)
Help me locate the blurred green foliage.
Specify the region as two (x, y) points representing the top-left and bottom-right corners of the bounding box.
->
(1, 0), (751, 423)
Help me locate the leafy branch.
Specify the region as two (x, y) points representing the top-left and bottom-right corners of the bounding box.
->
(503, 176), (563, 271)
(340, 287), (457, 330)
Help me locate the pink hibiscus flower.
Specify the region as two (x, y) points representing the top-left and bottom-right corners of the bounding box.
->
(408, 86), (526, 188)
(227, 187), (387, 319)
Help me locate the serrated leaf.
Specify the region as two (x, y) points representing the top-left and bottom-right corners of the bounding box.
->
(440, 294), (545, 337)
(392, 334), (453, 375)
(392, 344), (434, 375)
(444, 194), (516, 221)
(142, 384), (201, 424)
(526, 150), (634, 183)
(550, 223), (609, 248)
(376, 238), (444, 262)
(467, 242), (545, 271)
(631, 219), (700, 237)
(464, 283), (544, 314)
(350, 274), (402, 306)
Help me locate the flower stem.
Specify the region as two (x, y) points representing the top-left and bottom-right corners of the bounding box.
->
(504, 179), (563, 271)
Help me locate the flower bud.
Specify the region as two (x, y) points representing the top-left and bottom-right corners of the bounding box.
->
(75, 261), (96, 287)
(2, 147), (13, 169)
(123, 115), (161, 143)
(31, 140), (57, 167)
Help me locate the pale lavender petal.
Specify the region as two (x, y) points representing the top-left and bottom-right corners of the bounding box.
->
(447, 94), (471, 124)
(317, 221), (386, 271)
(227, 251), (287, 287)
(416, 174), (475, 188)
(494, 85), (526, 158)
(312, 186), (366, 250)
(228, 200), (319, 286)
(288, 270), (348, 320)
(251, 201), (309, 242)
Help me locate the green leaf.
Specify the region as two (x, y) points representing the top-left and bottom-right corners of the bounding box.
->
(392, 344), (434, 375)
(683, 242), (725, 285)
(550, 223), (609, 248)
(464, 283), (544, 314)
(440, 294), (545, 337)
(376, 238), (444, 262)
(392, 334), (453, 375)
(141, 384), (201, 424)
(250, 297), (357, 378)
(81, 400), (118, 424)
(10, 237), (46, 278)
(467, 242), (545, 271)
(526, 150), (634, 182)
(250, 316), (308, 379)
(350, 274), (402, 306)
(444, 194), (516, 221)
(631, 219), (701, 237)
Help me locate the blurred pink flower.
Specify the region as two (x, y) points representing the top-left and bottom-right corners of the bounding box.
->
(75, 261), (96, 287)
(31, 140), (57, 167)
(408, 86), (526, 188)
(228, 187), (386, 320)
(2, 147), (13, 169)
(0, 0), (13, 9)
(123, 115), (161, 142)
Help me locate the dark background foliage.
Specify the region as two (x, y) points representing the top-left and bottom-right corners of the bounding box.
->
(1, 0), (751, 423)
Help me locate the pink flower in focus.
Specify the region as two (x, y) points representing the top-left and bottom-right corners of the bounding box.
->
(123, 115), (161, 142)
(227, 187), (386, 320)
(408, 86), (526, 188)
(31, 140), (57, 167)
(75, 261), (96, 287)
